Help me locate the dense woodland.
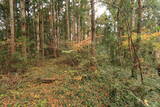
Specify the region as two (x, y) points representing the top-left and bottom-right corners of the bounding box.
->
(0, 0), (160, 106)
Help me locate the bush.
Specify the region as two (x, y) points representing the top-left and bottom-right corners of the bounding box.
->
(9, 52), (28, 72)
(0, 48), (9, 73)
(0, 49), (28, 73)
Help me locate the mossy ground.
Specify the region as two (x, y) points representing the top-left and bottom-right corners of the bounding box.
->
(0, 56), (160, 107)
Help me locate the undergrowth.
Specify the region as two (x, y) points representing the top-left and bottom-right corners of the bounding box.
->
(0, 49), (160, 106)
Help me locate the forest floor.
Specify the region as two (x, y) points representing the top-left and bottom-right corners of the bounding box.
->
(0, 55), (160, 107)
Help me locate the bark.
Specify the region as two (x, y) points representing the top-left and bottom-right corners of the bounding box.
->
(77, 15), (81, 42)
(72, 15), (76, 41)
(50, 0), (57, 57)
(56, 3), (60, 57)
(116, 0), (124, 65)
(36, 2), (40, 57)
(90, 0), (96, 56)
(66, 0), (70, 40)
(9, 0), (16, 55)
(40, 12), (44, 58)
(20, 0), (27, 57)
(137, 0), (142, 34)
(131, 0), (135, 31)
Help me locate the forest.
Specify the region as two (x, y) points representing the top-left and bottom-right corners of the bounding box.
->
(0, 0), (160, 106)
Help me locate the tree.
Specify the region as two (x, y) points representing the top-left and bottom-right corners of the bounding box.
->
(20, 0), (27, 57)
(90, 0), (96, 56)
(36, 1), (40, 57)
(50, 0), (57, 57)
(137, 0), (142, 34)
(66, 0), (70, 40)
(9, 0), (16, 55)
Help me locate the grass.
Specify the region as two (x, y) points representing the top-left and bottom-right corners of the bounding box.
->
(0, 56), (160, 107)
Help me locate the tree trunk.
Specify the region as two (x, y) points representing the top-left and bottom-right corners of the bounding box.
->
(56, 3), (60, 57)
(9, 0), (16, 55)
(137, 0), (142, 35)
(66, 0), (70, 40)
(77, 15), (81, 42)
(20, 0), (27, 57)
(40, 11), (44, 58)
(72, 3), (76, 41)
(128, 0), (143, 83)
(36, 3), (40, 57)
(90, 0), (96, 56)
(131, 0), (135, 31)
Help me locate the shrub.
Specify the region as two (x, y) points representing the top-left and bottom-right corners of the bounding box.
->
(0, 49), (28, 73)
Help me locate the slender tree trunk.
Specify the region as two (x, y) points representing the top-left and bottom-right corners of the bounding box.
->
(20, 0), (27, 57)
(4, 0), (9, 41)
(116, 0), (124, 65)
(56, 3), (60, 57)
(40, 12), (44, 58)
(26, 0), (30, 54)
(32, 4), (36, 54)
(36, 3), (40, 57)
(71, 0), (75, 41)
(66, 0), (70, 40)
(127, 0), (143, 84)
(137, 0), (143, 83)
(72, 10), (76, 41)
(129, 0), (135, 58)
(131, 0), (135, 31)
(137, 0), (142, 35)
(90, 0), (96, 56)
(77, 15), (81, 42)
(50, 0), (57, 57)
(9, 0), (16, 55)
(72, 0), (75, 41)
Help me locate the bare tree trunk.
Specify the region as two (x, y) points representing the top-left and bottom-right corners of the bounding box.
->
(131, 0), (135, 31)
(71, 0), (76, 41)
(20, 0), (27, 57)
(50, 0), (57, 57)
(66, 0), (70, 40)
(36, 3), (40, 57)
(137, 0), (142, 35)
(90, 0), (96, 56)
(9, 0), (16, 55)
(116, 0), (124, 65)
(73, 15), (76, 41)
(137, 0), (143, 83)
(56, 3), (60, 57)
(77, 15), (81, 42)
(40, 12), (44, 58)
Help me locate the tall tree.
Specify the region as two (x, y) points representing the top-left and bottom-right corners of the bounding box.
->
(40, 6), (44, 58)
(50, 0), (57, 57)
(66, 0), (70, 40)
(137, 0), (142, 34)
(9, 0), (16, 55)
(20, 0), (27, 57)
(36, 1), (40, 57)
(90, 0), (96, 56)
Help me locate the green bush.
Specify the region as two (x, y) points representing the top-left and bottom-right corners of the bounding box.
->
(0, 49), (28, 73)
(9, 52), (28, 72)
(0, 47), (10, 73)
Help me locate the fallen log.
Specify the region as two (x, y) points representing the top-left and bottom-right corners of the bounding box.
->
(36, 78), (60, 84)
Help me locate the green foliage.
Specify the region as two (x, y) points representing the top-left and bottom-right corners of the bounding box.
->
(0, 47), (9, 72)
(9, 52), (28, 72)
(37, 99), (48, 107)
(0, 48), (28, 73)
